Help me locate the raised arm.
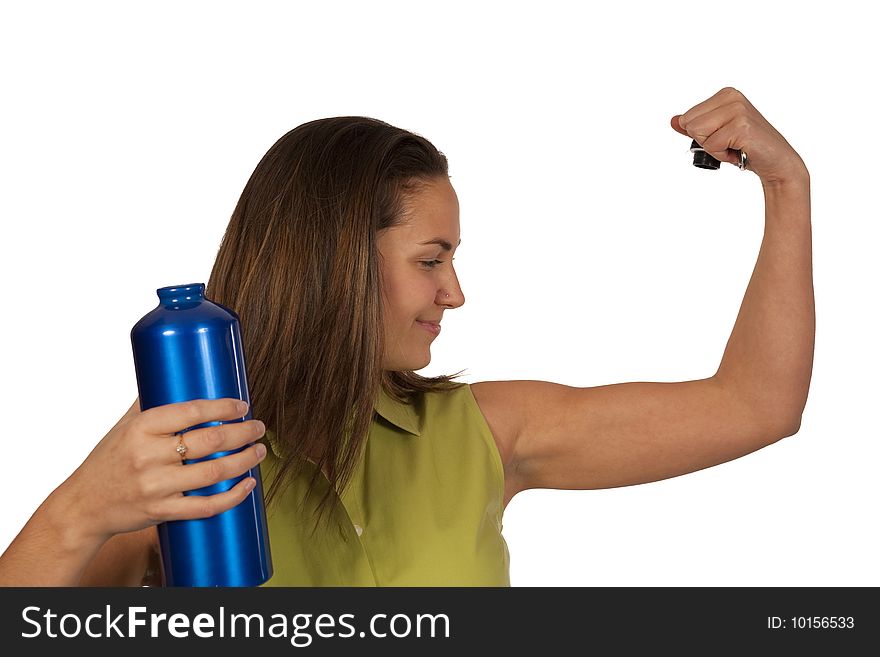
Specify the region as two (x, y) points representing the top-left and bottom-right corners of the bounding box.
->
(675, 88), (813, 424)
(472, 88), (814, 500)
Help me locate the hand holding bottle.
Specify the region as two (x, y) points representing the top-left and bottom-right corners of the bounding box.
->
(0, 397), (267, 586)
(61, 397), (267, 543)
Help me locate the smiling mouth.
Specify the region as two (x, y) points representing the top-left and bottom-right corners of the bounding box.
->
(416, 321), (441, 335)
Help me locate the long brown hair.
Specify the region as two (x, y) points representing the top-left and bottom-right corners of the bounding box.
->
(206, 117), (466, 528)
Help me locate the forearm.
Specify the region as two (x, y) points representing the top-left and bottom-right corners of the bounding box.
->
(714, 172), (814, 432)
(0, 485), (107, 586)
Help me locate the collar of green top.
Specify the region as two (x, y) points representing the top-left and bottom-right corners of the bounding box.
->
(373, 386), (422, 437)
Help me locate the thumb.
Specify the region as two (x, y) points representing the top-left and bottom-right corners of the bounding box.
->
(670, 114), (688, 136)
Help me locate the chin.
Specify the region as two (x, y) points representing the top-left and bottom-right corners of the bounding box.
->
(407, 349), (433, 372)
(384, 351), (431, 372)
(399, 355), (431, 372)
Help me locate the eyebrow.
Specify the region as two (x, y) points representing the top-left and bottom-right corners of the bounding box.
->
(418, 238), (462, 252)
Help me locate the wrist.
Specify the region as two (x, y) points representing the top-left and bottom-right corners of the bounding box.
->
(42, 479), (111, 558)
(760, 162), (810, 194)
(0, 484), (109, 586)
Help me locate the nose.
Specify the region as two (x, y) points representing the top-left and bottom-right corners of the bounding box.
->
(437, 268), (465, 308)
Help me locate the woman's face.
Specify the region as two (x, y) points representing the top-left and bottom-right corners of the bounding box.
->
(377, 176), (464, 371)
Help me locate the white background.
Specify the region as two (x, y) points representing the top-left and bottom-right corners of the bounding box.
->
(1, 1), (877, 587)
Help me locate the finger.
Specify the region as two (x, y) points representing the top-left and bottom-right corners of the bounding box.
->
(679, 87), (743, 130)
(698, 121), (743, 166)
(683, 103), (745, 166)
(682, 100), (740, 142)
(175, 419), (266, 462)
(176, 443), (267, 493)
(139, 398), (249, 436)
(670, 114), (688, 136)
(159, 476), (259, 522)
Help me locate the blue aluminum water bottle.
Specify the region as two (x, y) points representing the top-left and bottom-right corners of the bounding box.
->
(130, 283), (272, 587)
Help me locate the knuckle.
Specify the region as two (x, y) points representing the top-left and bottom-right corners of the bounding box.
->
(735, 117), (753, 135)
(184, 400), (203, 425)
(243, 422), (259, 443)
(207, 425), (226, 449)
(144, 484), (165, 505)
(144, 500), (165, 523)
(129, 451), (151, 472)
(234, 422), (254, 446)
(206, 459), (226, 483)
(196, 499), (219, 519)
(133, 475), (155, 499)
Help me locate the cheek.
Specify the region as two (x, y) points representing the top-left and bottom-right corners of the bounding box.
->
(381, 286), (416, 335)
(383, 274), (429, 321)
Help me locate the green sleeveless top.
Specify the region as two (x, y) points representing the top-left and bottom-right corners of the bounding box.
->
(259, 383), (510, 586)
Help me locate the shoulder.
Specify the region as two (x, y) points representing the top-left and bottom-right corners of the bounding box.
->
(470, 381), (572, 507)
(469, 379), (583, 467)
(469, 380), (550, 467)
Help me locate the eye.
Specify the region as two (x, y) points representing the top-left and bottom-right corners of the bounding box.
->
(419, 257), (456, 270)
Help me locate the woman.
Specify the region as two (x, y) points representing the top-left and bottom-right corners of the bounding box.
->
(0, 87), (814, 586)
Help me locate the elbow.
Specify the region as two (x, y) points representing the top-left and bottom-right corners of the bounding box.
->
(757, 394), (806, 440)
(776, 413), (803, 439)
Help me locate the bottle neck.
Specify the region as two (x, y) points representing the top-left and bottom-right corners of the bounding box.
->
(157, 283), (205, 309)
